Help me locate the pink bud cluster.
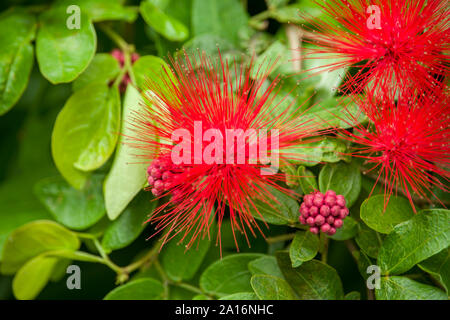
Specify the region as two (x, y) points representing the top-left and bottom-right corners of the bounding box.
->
(299, 190), (349, 236)
(147, 157), (184, 200)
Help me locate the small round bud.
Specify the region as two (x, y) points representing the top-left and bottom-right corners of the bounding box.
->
(334, 218), (343, 228)
(154, 180), (164, 191)
(309, 206), (319, 217)
(321, 223), (331, 233)
(336, 195), (346, 207)
(299, 215), (306, 224)
(326, 216), (335, 225)
(331, 205), (341, 216)
(151, 188), (161, 197)
(147, 176), (155, 186)
(306, 217), (315, 226)
(327, 227), (336, 236)
(151, 167), (162, 179)
(313, 194), (324, 206)
(310, 227), (319, 234)
(320, 205), (330, 217)
(315, 215), (325, 226)
(324, 195), (336, 207)
(325, 190), (336, 197)
(303, 194), (314, 207)
(339, 208), (349, 219)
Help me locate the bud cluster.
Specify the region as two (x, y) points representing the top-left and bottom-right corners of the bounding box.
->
(299, 190), (349, 235)
(147, 157), (184, 201)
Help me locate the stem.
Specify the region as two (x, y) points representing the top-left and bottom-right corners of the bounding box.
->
(155, 261), (170, 299)
(266, 233), (296, 244)
(93, 239), (123, 275)
(99, 24), (129, 51)
(286, 25), (303, 72)
(320, 233), (329, 263)
(123, 245), (159, 274)
(173, 282), (205, 296)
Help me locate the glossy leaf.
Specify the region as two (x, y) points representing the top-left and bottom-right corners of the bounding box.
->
(12, 255), (59, 300)
(140, 0), (189, 42)
(36, 6), (96, 83)
(104, 85), (148, 220)
(251, 275), (298, 300)
(34, 175), (105, 230)
(0, 8), (35, 115)
(52, 84), (120, 189)
(248, 255), (284, 278)
(319, 161), (362, 208)
(1, 220), (79, 274)
(289, 231), (319, 267)
(376, 276), (447, 300)
(104, 278), (164, 300)
(72, 53), (120, 91)
(360, 195), (414, 234)
(276, 251), (344, 299)
(378, 209), (450, 275)
(200, 253), (263, 297)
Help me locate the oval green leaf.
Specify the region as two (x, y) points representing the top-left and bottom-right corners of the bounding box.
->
(34, 175), (106, 230)
(200, 253), (263, 297)
(0, 8), (36, 115)
(360, 195), (414, 234)
(36, 6), (96, 83)
(251, 274), (298, 300)
(52, 83), (120, 189)
(1, 220), (79, 274)
(289, 231), (319, 267)
(319, 160), (361, 208)
(377, 209), (450, 275)
(104, 278), (164, 300)
(72, 53), (120, 91)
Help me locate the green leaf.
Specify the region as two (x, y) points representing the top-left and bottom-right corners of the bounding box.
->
(248, 256), (284, 278)
(344, 291), (361, 300)
(104, 278), (164, 300)
(36, 6), (96, 84)
(418, 249), (449, 293)
(34, 174), (105, 230)
(56, 0), (138, 22)
(219, 292), (259, 300)
(303, 97), (367, 130)
(319, 161), (362, 208)
(12, 254), (59, 300)
(52, 84), (121, 189)
(360, 195), (414, 234)
(286, 137), (349, 167)
(378, 209), (450, 275)
(0, 8), (36, 115)
(252, 41), (288, 78)
(289, 231), (319, 267)
(160, 229), (212, 282)
(251, 274), (298, 300)
(192, 0), (248, 46)
(182, 34), (235, 56)
(276, 251), (344, 299)
(104, 85), (148, 220)
(200, 253), (263, 297)
(101, 192), (157, 252)
(355, 222), (384, 258)
(1, 220), (80, 274)
(140, 0), (189, 42)
(376, 276), (447, 300)
(329, 216), (358, 241)
(249, 186), (299, 225)
(72, 53), (120, 91)
(297, 166), (318, 194)
(132, 55), (172, 92)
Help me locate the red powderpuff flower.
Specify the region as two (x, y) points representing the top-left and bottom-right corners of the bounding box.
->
(338, 85), (450, 210)
(301, 0), (449, 96)
(126, 51), (324, 251)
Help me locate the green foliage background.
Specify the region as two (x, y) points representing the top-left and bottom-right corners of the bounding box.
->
(0, 0), (448, 300)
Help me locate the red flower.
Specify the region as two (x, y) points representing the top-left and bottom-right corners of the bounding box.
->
(127, 51), (323, 250)
(301, 0), (449, 96)
(339, 85), (450, 210)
